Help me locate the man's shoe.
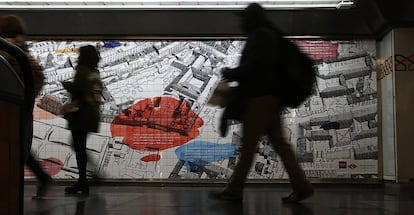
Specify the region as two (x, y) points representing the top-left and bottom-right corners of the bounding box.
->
(33, 177), (54, 199)
(282, 190), (314, 203)
(208, 191), (243, 202)
(219, 118), (229, 137)
(64, 183), (89, 195)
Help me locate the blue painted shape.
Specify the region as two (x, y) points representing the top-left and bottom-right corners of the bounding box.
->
(175, 140), (237, 171)
(103, 41), (121, 48)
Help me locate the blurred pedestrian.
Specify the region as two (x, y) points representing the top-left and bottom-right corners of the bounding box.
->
(62, 45), (103, 194)
(0, 15), (52, 198)
(209, 3), (313, 203)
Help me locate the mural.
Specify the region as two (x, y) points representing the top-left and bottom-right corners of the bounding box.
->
(26, 39), (378, 180)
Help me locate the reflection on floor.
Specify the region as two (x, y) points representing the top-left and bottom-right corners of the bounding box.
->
(24, 184), (414, 215)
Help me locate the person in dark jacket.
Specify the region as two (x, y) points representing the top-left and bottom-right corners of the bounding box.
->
(0, 15), (52, 198)
(62, 45), (103, 194)
(210, 3), (313, 202)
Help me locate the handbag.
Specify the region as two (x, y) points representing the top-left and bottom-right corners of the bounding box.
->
(207, 80), (238, 107)
(208, 80), (246, 137)
(60, 100), (79, 118)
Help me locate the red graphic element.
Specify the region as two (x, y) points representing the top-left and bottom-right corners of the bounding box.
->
(35, 95), (62, 119)
(294, 41), (339, 61)
(378, 56), (393, 80)
(338, 161), (347, 169)
(33, 98), (59, 120)
(111, 96), (204, 153)
(141, 154), (161, 162)
(24, 157), (63, 177)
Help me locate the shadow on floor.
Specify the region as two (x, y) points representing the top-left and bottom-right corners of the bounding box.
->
(24, 185), (413, 215)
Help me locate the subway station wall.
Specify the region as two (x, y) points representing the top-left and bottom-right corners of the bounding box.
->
(26, 39), (378, 180)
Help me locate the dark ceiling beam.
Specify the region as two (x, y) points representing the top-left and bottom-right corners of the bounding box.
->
(373, 0), (414, 38)
(0, 9), (378, 39)
(0, 0), (411, 40)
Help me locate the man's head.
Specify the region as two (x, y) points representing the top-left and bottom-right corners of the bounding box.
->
(78, 45), (100, 69)
(0, 15), (26, 38)
(238, 3), (268, 33)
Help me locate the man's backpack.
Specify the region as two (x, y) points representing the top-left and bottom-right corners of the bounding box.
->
(278, 39), (317, 108)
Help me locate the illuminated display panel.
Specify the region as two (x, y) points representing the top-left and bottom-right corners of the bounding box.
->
(0, 0), (355, 9)
(28, 39), (378, 180)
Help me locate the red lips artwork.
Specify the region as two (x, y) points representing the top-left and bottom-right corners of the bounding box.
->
(110, 96), (204, 162)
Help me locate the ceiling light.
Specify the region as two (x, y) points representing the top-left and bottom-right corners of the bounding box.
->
(0, 0), (355, 10)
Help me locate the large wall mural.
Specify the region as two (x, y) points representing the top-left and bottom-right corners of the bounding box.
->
(26, 39), (378, 180)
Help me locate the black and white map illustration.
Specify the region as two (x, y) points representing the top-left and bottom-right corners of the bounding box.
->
(27, 39), (378, 180)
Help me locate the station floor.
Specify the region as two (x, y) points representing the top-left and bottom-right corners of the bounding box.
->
(24, 183), (414, 215)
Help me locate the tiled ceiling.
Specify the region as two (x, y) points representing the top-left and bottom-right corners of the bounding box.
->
(0, 0), (356, 9)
